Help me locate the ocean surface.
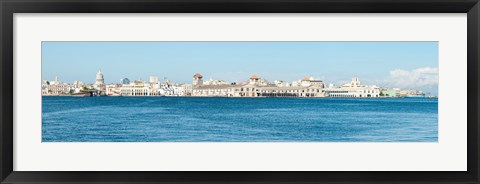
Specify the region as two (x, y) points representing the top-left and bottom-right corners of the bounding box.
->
(42, 97), (438, 142)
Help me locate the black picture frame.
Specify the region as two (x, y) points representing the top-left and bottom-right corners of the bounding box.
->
(1, 0), (479, 183)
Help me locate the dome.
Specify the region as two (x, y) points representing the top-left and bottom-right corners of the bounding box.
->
(120, 78), (130, 85)
(250, 75), (259, 79)
(95, 69), (105, 85)
(193, 73), (203, 79)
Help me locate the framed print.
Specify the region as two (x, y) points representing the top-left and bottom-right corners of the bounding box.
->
(1, 0), (480, 183)
(40, 41), (440, 143)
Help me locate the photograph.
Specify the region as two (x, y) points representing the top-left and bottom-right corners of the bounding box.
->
(41, 41), (439, 142)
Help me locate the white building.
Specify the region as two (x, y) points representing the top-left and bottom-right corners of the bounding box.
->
(106, 84), (122, 96)
(274, 80), (290, 87)
(95, 69), (104, 85)
(325, 77), (380, 98)
(150, 75), (159, 84)
(120, 80), (158, 96)
(182, 84), (193, 96)
(203, 78), (228, 85)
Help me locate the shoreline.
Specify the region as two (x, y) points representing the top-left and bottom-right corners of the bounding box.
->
(41, 95), (437, 99)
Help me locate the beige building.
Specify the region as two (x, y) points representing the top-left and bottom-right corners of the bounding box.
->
(119, 79), (166, 96)
(42, 77), (70, 96)
(106, 84), (122, 96)
(120, 80), (152, 96)
(399, 89), (425, 97)
(192, 74), (326, 97)
(182, 84), (193, 96)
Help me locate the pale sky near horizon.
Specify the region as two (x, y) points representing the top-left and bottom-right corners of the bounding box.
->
(42, 41), (439, 95)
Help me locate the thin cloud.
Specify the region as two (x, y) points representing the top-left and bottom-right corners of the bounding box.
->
(387, 67), (438, 88)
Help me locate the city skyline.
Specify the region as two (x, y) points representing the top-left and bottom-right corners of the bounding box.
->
(42, 41), (438, 95)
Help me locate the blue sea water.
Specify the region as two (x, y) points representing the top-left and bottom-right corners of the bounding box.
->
(42, 97), (438, 142)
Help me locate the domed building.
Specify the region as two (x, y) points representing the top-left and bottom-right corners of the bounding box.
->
(93, 69), (106, 94)
(95, 69), (104, 85)
(120, 78), (130, 85)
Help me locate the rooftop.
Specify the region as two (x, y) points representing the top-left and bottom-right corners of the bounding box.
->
(250, 75), (260, 79)
(193, 73), (203, 79)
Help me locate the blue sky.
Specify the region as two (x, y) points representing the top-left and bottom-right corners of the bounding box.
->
(42, 41), (438, 95)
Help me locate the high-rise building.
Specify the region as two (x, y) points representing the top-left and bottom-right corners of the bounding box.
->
(120, 78), (130, 85)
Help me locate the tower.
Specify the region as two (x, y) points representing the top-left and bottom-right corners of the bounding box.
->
(351, 77), (361, 87)
(249, 75), (259, 85)
(192, 73), (203, 87)
(95, 69), (104, 85)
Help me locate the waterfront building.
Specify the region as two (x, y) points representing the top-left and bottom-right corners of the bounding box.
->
(41, 77), (70, 96)
(41, 81), (48, 95)
(292, 77), (325, 88)
(41, 69), (426, 98)
(119, 78), (167, 96)
(192, 74), (326, 97)
(248, 75), (269, 86)
(203, 78), (228, 85)
(71, 81), (85, 93)
(324, 77), (380, 98)
(399, 90), (425, 97)
(160, 85), (174, 96)
(380, 88), (401, 97)
(105, 84), (122, 96)
(120, 80), (152, 96)
(73, 81), (84, 89)
(172, 85), (185, 96)
(274, 80), (290, 87)
(147, 78), (162, 96)
(47, 83), (70, 95)
(258, 85), (326, 97)
(154, 78), (182, 96)
(193, 83), (233, 97)
(182, 84), (193, 96)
